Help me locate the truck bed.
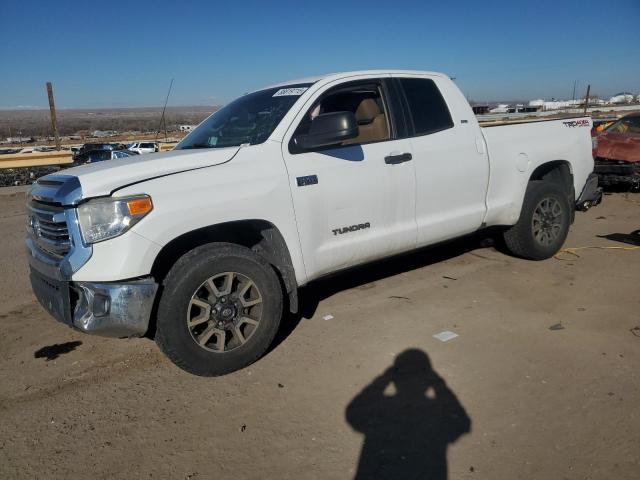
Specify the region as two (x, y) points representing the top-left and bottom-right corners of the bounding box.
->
(480, 116), (594, 227)
(478, 114), (593, 128)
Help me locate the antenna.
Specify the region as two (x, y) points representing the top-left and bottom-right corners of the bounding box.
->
(156, 78), (174, 142)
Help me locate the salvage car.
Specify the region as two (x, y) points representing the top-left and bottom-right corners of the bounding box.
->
(74, 143), (123, 163)
(82, 149), (135, 163)
(128, 141), (159, 155)
(593, 113), (640, 191)
(25, 70), (602, 376)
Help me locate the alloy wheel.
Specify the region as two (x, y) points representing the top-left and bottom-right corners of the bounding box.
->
(531, 197), (564, 246)
(186, 272), (263, 353)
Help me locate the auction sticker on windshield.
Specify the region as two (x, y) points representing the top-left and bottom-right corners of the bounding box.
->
(273, 87), (308, 97)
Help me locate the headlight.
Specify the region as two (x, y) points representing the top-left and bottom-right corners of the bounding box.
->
(77, 195), (153, 244)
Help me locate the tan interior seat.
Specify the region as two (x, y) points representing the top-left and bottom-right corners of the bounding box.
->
(343, 98), (389, 145)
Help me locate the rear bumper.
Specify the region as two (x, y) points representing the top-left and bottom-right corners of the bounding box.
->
(576, 173), (603, 211)
(30, 267), (157, 338)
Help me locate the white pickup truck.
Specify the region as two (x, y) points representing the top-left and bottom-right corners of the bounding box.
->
(26, 70), (602, 376)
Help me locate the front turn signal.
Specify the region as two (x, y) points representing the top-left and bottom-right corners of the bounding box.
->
(127, 197), (153, 216)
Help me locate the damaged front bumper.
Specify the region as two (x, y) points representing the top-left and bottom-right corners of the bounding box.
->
(575, 173), (603, 211)
(30, 267), (157, 338)
(72, 279), (158, 337)
(26, 174), (158, 338)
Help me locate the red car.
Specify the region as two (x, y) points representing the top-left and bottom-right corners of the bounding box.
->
(594, 113), (640, 191)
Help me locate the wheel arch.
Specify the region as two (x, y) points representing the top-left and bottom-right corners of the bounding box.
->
(151, 219), (299, 313)
(529, 160), (573, 186)
(528, 160), (575, 222)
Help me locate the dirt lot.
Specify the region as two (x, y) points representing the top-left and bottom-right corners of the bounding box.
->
(0, 188), (638, 479)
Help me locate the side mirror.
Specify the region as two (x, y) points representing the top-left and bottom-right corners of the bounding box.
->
(294, 111), (358, 150)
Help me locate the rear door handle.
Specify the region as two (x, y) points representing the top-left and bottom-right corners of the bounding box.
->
(384, 152), (412, 165)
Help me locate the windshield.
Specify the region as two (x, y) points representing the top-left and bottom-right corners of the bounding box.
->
(604, 116), (640, 134)
(176, 84), (312, 150)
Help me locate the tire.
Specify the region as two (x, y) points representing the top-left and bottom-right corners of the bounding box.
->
(155, 242), (283, 376)
(503, 180), (571, 260)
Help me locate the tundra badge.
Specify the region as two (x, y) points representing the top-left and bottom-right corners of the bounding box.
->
(332, 222), (371, 236)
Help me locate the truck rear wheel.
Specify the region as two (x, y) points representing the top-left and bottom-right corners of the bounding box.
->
(503, 180), (571, 260)
(155, 243), (283, 376)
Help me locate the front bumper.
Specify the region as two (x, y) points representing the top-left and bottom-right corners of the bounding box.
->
(30, 267), (157, 338)
(594, 159), (640, 188)
(575, 173), (603, 211)
(26, 174), (159, 338)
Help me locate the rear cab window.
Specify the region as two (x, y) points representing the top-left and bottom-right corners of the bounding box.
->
(398, 78), (453, 136)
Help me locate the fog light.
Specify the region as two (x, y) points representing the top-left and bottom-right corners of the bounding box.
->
(92, 294), (110, 317)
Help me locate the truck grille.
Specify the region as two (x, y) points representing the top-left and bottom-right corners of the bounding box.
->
(27, 199), (71, 258)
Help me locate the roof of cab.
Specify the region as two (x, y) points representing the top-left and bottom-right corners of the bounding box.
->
(263, 69), (447, 90)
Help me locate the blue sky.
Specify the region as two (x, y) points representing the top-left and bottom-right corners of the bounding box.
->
(1, 0), (639, 108)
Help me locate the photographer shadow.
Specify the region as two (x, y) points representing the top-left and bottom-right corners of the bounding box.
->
(346, 349), (471, 480)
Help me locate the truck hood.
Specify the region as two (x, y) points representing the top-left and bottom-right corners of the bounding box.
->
(54, 147), (240, 199)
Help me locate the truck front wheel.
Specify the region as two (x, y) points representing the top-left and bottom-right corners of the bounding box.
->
(503, 180), (571, 260)
(155, 243), (283, 376)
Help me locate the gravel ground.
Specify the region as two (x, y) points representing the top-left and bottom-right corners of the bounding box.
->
(0, 188), (639, 479)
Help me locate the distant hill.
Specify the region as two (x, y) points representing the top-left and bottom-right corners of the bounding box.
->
(0, 106), (218, 138)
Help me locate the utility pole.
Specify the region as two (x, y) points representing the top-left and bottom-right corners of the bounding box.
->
(572, 80), (577, 102)
(583, 84), (591, 115)
(46, 82), (61, 150)
(156, 78), (174, 142)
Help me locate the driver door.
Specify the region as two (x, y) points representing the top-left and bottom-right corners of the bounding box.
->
(282, 77), (417, 281)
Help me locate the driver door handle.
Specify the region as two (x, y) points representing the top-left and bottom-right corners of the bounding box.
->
(384, 152), (412, 165)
